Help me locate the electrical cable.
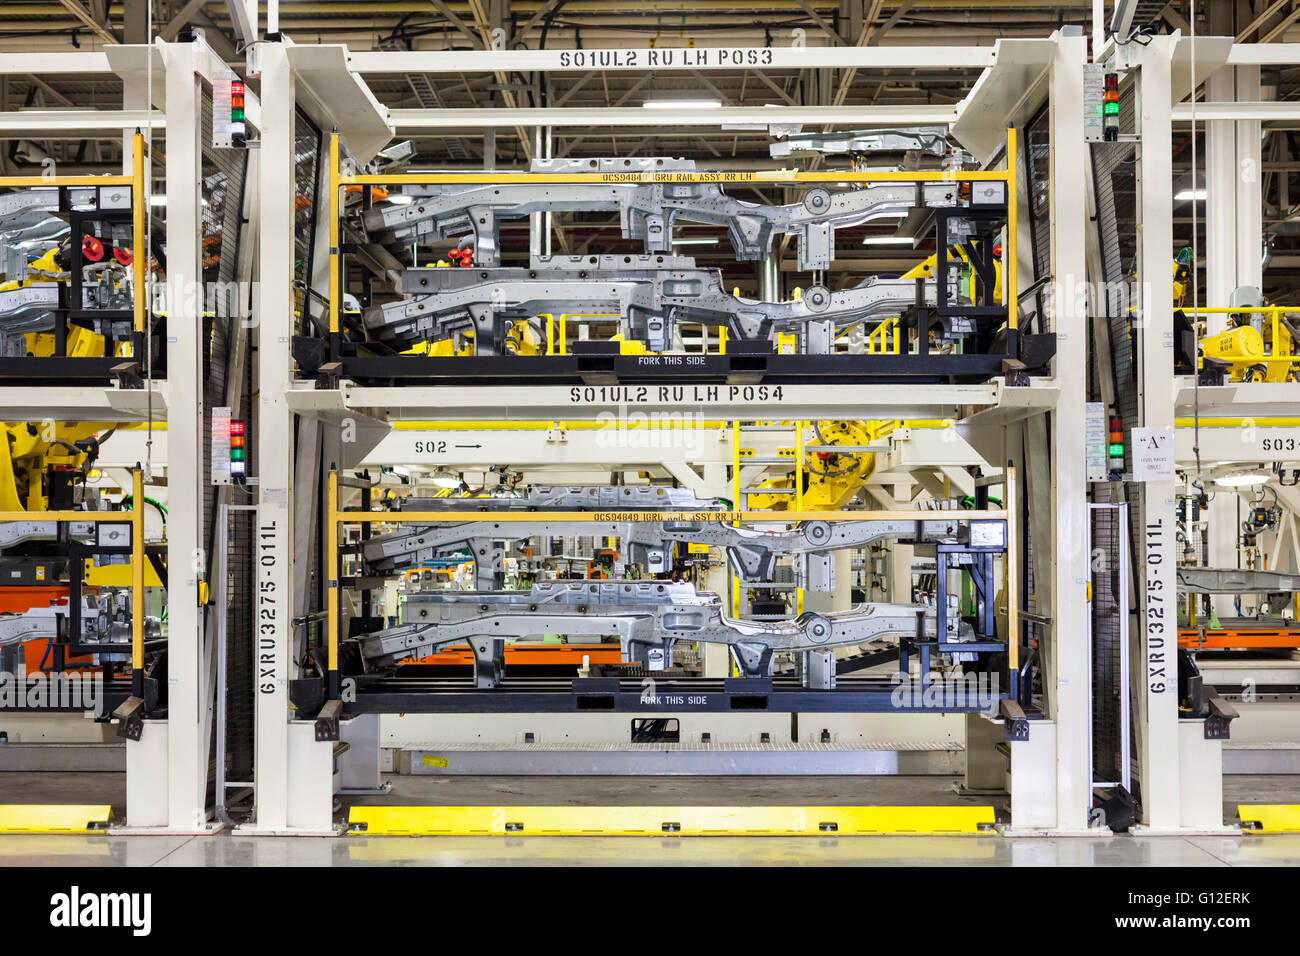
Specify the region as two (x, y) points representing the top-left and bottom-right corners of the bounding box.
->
(1190, 0), (1204, 493)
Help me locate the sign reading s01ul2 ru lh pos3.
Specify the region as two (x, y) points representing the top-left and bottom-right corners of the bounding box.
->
(553, 48), (778, 69)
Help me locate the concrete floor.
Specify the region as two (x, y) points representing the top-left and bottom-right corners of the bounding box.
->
(0, 771), (1298, 865)
(0, 831), (1297, 866)
(5, 770), (1299, 824)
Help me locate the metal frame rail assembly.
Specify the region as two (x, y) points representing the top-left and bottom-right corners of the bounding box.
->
(295, 130), (1056, 388)
(292, 467), (1028, 740)
(0, 469), (165, 731)
(0, 132), (158, 386)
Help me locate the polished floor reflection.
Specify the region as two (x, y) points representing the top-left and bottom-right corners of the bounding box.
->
(0, 832), (1297, 867)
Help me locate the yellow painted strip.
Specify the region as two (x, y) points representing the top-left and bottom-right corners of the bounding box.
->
(130, 468), (144, 671)
(349, 804), (995, 836)
(1238, 804), (1300, 833)
(328, 469), (339, 673)
(392, 420), (732, 430)
(1006, 126), (1018, 332)
(329, 131), (340, 335)
(0, 511), (132, 522)
(1175, 418), (1300, 428)
(0, 804), (111, 834)
(0, 176), (132, 187)
(131, 131), (146, 335)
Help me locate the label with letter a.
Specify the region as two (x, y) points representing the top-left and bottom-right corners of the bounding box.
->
(1131, 426), (1174, 482)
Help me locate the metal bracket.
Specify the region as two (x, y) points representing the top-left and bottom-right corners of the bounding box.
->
(999, 698), (1029, 742)
(112, 695), (146, 741)
(315, 698), (342, 742)
(1204, 692), (1238, 741)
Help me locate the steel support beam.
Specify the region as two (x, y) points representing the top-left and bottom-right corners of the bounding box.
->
(250, 38), (297, 832)
(1048, 31), (1091, 832)
(162, 38), (208, 832)
(1134, 33), (1180, 831)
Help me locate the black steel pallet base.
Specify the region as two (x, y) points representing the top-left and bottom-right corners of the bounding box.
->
(0, 357), (133, 384)
(295, 334), (1056, 387)
(340, 675), (1012, 715)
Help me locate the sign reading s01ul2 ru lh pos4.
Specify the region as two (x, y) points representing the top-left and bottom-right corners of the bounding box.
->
(567, 385), (788, 405)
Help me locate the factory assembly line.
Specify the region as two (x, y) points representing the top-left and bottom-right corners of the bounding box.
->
(0, 3), (1298, 886)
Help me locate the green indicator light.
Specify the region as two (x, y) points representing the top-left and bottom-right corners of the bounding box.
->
(231, 107), (245, 122)
(231, 448), (244, 461)
(1108, 443), (1124, 456)
(1103, 102), (1120, 115)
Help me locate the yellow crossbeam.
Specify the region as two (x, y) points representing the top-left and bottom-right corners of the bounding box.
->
(349, 804), (995, 836)
(0, 804), (111, 834)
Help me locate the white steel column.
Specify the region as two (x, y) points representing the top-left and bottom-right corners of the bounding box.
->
(1203, 62), (1263, 613)
(1048, 31), (1091, 832)
(1203, 65), (1236, 619)
(162, 39), (209, 831)
(1234, 66), (1263, 292)
(1134, 34), (1180, 830)
(251, 38), (295, 831)
(1204, 67), (1236, 313)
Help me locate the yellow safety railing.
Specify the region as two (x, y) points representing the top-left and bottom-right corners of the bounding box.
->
(0, 468), (148, 675)
(327, 128), (1020, 341)
(1186, 305), (1298, 380)
(864, 317), (901, 355)
(0, 131), (147, 339)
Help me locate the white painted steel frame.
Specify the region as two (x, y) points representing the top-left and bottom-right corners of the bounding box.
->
(1048, 32), (1091, 832)
(247, 38), (299, 833)
(158, 40), (214, 834)
(254, 31), (1293, 835)
(1135, 33), (1181, 831)
(0, 47), (202, 832)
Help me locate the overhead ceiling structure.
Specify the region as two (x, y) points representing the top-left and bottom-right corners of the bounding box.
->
(0, 1), (1296, 294)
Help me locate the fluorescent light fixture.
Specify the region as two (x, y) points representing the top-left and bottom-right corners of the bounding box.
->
(1216, 472), (1270, 487)
(862, 236), (914, 245)
(428, 475), (462, 489)
(386, 194), (414, 205)
(148, 196), (207, 207)
(643, 98), (723, 110)
(671, 237), (719, 246)
(1175, 188), (1207, 201)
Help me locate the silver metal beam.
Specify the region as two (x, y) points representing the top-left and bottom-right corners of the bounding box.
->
(388, 105), (960, 129)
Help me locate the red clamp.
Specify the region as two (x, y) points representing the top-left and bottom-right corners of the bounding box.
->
(447, 248), (474, 267)
(113, 247), (134, 266)
(81, 235), (105, 262)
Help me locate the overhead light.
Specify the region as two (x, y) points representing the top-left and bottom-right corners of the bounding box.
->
(1175, 189), (1207, 201)
(1216, 472), (1270, 487)
(643, 98), (723, 110)
(386, 194), (414, 205)
(862, 236), (914, 245)
(428, 473), (461, 489)
(148, 196), (207, 207)
(671, 237), (719, 246)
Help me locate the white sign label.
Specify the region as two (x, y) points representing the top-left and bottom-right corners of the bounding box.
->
(1085, 402), (1107, 481)
(1132, 426), (1175, 482)
(1083, 64), (1106, 143)
(211, 405), (231, 485)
